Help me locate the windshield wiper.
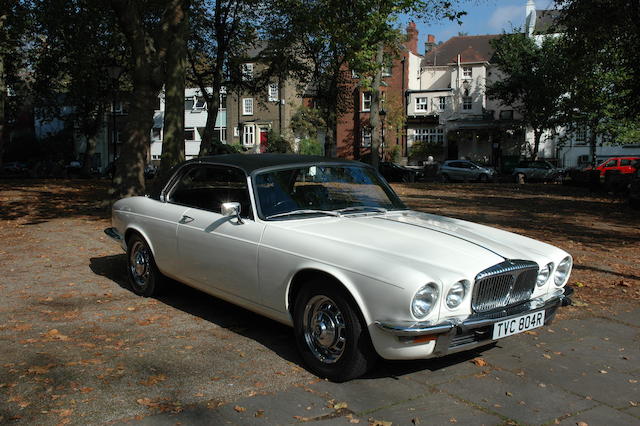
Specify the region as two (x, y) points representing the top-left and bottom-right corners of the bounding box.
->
(266, 209), (341, 220)
(335, 206), (388, 215)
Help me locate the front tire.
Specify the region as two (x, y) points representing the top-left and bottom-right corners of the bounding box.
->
(126, 234), (162, 297)
(293, 281), (376, 382)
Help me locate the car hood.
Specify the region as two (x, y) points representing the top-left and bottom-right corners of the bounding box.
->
(265, 211), (564, 288)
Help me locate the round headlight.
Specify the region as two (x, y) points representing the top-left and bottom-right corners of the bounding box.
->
(446, 280), (469, 309)
(412, 283), (439, 319)
(554, 256), (572, 286)
(536, 263), (553, 287)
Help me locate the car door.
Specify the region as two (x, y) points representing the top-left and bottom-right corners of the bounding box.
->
(447, 162), (464, 180)
(169, 164), (265, 302)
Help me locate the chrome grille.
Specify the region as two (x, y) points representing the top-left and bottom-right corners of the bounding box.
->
(472, 260), (538, 313)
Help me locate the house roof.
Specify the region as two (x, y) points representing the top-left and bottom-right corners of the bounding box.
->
(422, 35), (500, 67)
(534, 9), (563, 34)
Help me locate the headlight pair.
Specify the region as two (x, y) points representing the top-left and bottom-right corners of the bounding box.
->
(537, 257), (572, 287)
(411, 280), (469, 319)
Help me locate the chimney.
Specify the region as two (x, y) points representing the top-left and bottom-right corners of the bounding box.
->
(425, 34), (436, 54)
(406, 22), (418, 55)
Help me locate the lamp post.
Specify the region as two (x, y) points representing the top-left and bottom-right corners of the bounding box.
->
(107, 64), (124, 180)
(379, 108), (386, 161)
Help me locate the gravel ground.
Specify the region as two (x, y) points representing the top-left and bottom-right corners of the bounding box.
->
(0, 179), (638, 425)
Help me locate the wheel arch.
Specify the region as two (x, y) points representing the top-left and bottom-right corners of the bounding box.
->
(286, 268), (372, 326)
(123, 226), (158, 258)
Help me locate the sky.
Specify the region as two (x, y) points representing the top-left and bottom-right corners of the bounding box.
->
(401, 0), (557, 54)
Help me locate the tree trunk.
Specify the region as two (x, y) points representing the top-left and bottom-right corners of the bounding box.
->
(589, 124), (597, 167)
(369, 43), (384, 171)
(0, 51), (5, 169)
(81, 132), (97, 177)
(532, 128), (541, 160)
(158, 0), (188, 182)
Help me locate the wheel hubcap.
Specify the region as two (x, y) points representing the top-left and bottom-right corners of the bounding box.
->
(303, 295), (346, 364)
(129, 241), (150, 288)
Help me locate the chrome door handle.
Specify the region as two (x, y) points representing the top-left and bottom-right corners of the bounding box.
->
(180, 215), (194, 224)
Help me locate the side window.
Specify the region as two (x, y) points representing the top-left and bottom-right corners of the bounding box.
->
(620, 159), (632, 166)
(168, 165), (252, 218)
(605, 159), (618, 167)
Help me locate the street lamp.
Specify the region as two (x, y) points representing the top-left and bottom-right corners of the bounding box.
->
(379, 108), (387, 161)
(107, 64), (124, 179)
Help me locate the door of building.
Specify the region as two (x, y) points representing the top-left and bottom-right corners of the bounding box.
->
(259, 129), (268, 153)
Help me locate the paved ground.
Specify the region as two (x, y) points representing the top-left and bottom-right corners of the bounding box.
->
(0, 180), (638, 425)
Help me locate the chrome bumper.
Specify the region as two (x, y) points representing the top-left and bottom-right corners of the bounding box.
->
(104, 227), (123, 242)
(375, 287), (573, 356)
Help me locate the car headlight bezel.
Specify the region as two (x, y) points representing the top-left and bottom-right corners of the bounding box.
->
(411, 283), (439, 319)
(536, 263), (554, 287)
(446, 280), (469, 309)
(554, 256), (572, 286)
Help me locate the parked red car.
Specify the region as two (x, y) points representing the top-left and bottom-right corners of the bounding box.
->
(588, 157), (640, 176)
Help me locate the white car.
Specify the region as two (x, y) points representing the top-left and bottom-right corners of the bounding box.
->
(105, 154), (573, 381)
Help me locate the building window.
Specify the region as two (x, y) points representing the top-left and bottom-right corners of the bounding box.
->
(233, 127), (239, 137)
(416, 97), (428, 111)
(194, 96), (206, 110)
(575, 126), (586, 144)
(438, 97), (446, 112)
(243, 125), (255, 146)
(185, 128), (196, 141)
(218, 128), (227, 143)
(153, 97), (161, 111)
(184, 97), (195, 110)
(242, 98), (253, 115)
(382, 65), (392, 77)
(114, 101), (128, 114)
(152, 154), (161, 160)
(361, 127), (372, 147)
(152, 128), (162, 141)
(462, 96), (472, 110)
(415, 128), (444, 144)
(463, 66), (472, 78)
(242, 63), (254, 81)
(499, 110), (514, 120)
(362, 92), (372, 111)
(268, 83), (279, 102)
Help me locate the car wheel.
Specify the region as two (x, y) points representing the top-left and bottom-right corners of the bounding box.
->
(478, 173), (488, 182)
(293, 281), (376, 382)
(126, 234), (162, 297)
(440, 173), (449, 182)
(401, 173), (415, 183)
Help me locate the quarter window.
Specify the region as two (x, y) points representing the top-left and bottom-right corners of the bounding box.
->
(168, 165), (252, 218)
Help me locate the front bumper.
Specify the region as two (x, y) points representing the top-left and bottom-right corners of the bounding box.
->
(375, 287), (573, 357)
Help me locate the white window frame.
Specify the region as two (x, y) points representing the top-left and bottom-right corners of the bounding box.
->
(242, 63), (254, 81)
(233, 127), (239, 137)
(243, 125), (255, 146)
(361, 127), (372, 147)
(268, 83), (279, 102)
(414, 128), (444, 144)
(415, 97), (428, 111)
(194, 96), (206, 110)
(152, 128), (162, 141)
(575, 126), (587, 143)
(438, 96), (446, 112)
(462, 96), (472, 110)
(463, 66), (472, 78)
(242, 98), (254, 115)
(362, 92), (372, 112)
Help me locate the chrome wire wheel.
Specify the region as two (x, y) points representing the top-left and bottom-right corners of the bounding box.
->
(129, 241), (151, 288)
(303, 295), (346, 364)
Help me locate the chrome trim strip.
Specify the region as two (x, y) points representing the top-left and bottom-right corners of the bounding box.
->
(104, 227), (123, 242)
(375, 291), (568, 337)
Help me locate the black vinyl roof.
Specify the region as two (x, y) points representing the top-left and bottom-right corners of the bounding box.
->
(188, 153), (368, 174)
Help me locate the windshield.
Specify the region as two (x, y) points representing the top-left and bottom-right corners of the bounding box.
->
(254, 165), (406, 220)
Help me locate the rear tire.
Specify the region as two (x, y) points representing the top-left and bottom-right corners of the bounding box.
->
(293, 281), (377, 382)
(126, 234), (163, 297)
(479, 173), (488, 182)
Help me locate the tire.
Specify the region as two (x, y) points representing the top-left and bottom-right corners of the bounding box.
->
(440, 173), (449, 182)
(126, 233), (163, 297)
(478, 173), (488, 183)
(293, 281), (377, 382)
(401, 173), (416, 183)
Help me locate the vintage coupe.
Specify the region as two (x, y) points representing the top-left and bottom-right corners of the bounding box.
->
(105, 154), (573, 381)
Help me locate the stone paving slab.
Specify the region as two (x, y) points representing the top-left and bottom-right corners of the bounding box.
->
(436, 368), (598, 424)
(558, 404), (640, 426)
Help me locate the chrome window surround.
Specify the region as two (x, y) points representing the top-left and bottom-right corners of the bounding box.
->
(471, 260), (538, 313)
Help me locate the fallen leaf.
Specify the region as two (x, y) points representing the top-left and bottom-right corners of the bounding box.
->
(471, 358), (487, 367)
(577, 422), (588, 426)
(234, 405), (246, 413)
(449, 418), (457, 424)
(333, 402), (348, 410)
(140, 374), (167, 386)
(255, 409), (265, 417)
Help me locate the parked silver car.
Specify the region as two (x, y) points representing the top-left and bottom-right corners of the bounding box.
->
(439, 160), (496, 182)
(513, 160), (563, 183)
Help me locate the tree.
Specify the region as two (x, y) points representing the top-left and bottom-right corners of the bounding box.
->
(554, 0), (640, 159)
(110, 0), (189, 198)
(188, 0), (261, 157)
(30, 0), (123, 176)
(487, 33), (567, 159)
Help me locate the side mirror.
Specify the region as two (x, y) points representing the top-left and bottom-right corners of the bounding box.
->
(221, 202), (244, 224)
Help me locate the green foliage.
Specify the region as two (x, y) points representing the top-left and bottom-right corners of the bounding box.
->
(208, 141), (240, 155)
(385, 144), (401, 162)
(409, 141), (440, 162)
(298, 137), (323, 156)
(265, 130), (292, 153)
(290, 106), (325, 139)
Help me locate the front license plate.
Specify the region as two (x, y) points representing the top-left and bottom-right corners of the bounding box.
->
(492, 310), (545, 340)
